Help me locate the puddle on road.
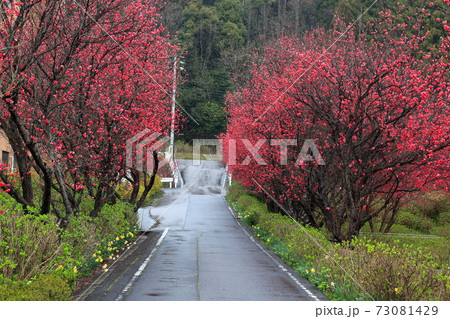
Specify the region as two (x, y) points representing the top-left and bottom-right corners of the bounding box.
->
(146, 293), (167, 297)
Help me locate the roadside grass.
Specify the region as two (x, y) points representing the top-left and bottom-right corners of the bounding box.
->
(175, 153), (207, 160)
(227, 182), (449, 301)
(173, 140), (215, 160)
(0, 176), (163, 300)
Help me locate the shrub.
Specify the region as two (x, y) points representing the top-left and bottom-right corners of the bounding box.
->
(411, 191), (449, 220)
(1, 191), (140, 300)
(439, 212), (450, 225)
(257, 212), (332, 263)
(395, 211), (434, 233)
(432, 226), (450, 240)
(241, 202), (267, 226)
(236, 194), (257, 211)
(0, 273), (71, 301)
(57, 199), (138, 273)
(94, 201), (136, 243)
(0, 196), (63, 281)
(226, 181), (248, 203)
(79, 229), (137, 275)
(60, 214), (98, 263)
(387, 224), (422, 234)
(247, 201), (268, 215)
(347, 238), (448, 300)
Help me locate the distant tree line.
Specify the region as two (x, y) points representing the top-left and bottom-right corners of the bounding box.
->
(160, 0), (448, 141)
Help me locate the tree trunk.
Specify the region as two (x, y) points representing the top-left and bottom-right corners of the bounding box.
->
(133, 151), (159, 213)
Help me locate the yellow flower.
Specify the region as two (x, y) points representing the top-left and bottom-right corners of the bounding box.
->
(102, 264), (108, 269)
(120, 235), (125, 239)
(395, 288), (401, 294)
(92, 253), (97, 257)
(56, 265), (64, 270)
(97, 250), (101, 254)
(311, 268), (315, 273)
(116, 236), (120, 241)
(73, 266), (78, 273)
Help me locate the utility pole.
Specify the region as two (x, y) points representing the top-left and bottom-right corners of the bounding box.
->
(169, 55), (177, 161)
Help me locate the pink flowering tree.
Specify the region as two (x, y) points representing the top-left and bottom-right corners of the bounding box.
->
(0, 0), (177, 226)
(223, 15), (449, 241)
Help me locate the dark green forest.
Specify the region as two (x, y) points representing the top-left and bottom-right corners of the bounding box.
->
(159, 0), (447, 141)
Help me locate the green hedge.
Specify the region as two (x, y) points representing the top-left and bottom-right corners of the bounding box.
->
(0, 192), (140, 300)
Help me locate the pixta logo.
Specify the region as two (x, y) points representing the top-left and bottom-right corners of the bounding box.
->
(126, 130), (169, 173)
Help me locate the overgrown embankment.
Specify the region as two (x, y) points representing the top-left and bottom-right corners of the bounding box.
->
(0, 180), (162, 301)
(227, 182), (449, 301)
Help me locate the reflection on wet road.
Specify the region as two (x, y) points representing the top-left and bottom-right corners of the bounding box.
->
(127, 160), (327, 300)
(137, 160), (228, 231)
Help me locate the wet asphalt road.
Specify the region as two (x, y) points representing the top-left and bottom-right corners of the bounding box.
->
(82, 160), (327, 301)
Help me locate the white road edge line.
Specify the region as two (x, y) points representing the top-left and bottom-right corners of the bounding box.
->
(115, 227), (170, 301)
(227, 204), (320, 301)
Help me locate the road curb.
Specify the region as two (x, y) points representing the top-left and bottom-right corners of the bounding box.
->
(72, 230), (163, 301)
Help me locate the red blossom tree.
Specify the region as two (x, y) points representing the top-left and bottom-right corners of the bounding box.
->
(223, 14), (450, 242)
(0, 0), (177, 226)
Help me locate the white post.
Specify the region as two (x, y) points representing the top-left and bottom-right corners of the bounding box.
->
(169, 55), (177, 161)
(10, 155), (15, 173)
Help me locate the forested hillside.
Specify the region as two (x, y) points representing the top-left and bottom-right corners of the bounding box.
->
(160, 0), (448, 140)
